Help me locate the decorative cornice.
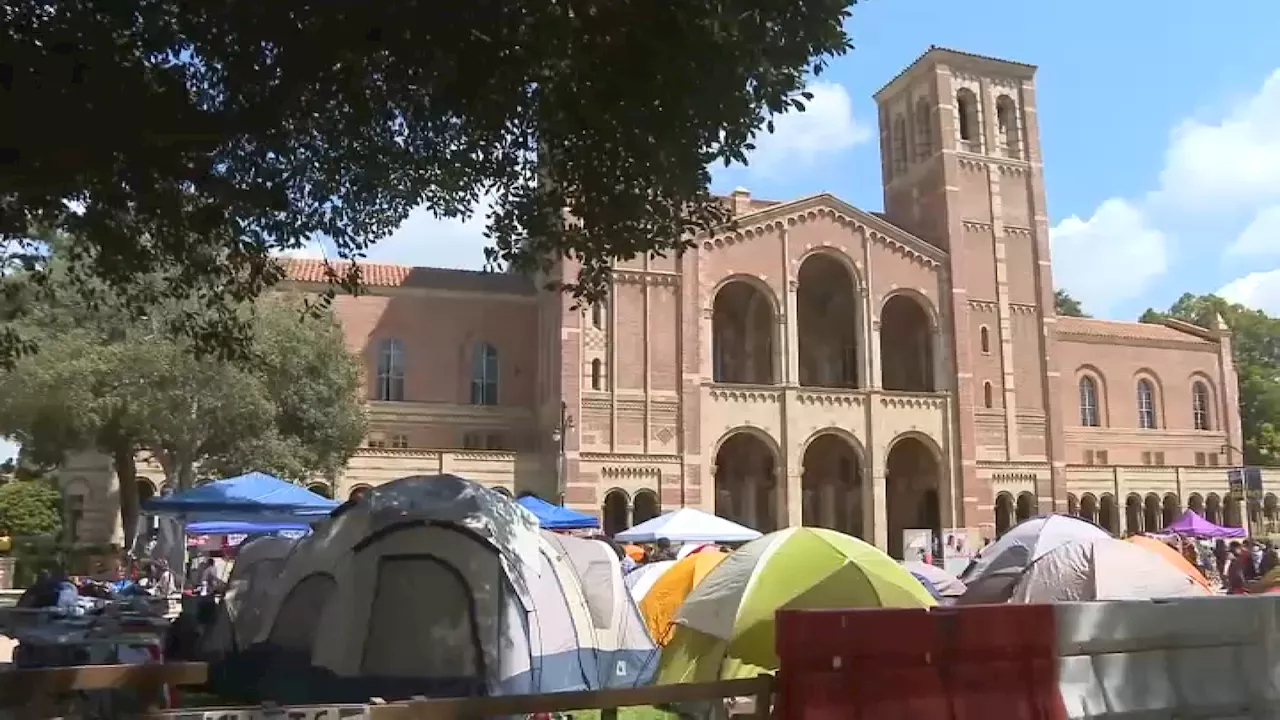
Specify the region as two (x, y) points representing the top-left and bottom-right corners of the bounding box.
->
(796, 391), (864, 408)
(600, 465), (663, 479)
(580, 452), (683, 464)
(612, 270), (680, 287)
(708, 387), (783, 403)
(962, 221), (993, 233)
(880, 394), (947, 410)
(700, 195), (945, 269)
(968, 299), (998, 312)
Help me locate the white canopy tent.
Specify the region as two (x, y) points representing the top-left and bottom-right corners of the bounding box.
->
(614, 508), (761, 544)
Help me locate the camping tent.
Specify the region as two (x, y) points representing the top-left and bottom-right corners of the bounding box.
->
(657, 527), (934, 684)
(143, 471), (339, 522)
(959, 514), (1109, 605)
(639, 549), (727, 645)
(901, 561), (966, 598)
(1011, 537), (1212, 602)
(1127, 535), (1211, 591)
(516, 495), (600, 530)
(242, 474), (656, 704)
(615, 508), (761, 544)
(1163, 509), (1246, 538)
(202, 535), (300, 658)
(626, 560), (677, 603)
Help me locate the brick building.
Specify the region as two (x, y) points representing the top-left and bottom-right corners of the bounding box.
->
(61, 47), (1273, 554)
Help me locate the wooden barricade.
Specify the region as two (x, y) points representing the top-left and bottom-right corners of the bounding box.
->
(0, 662), (207, 718)
(1, 661), (773, 720)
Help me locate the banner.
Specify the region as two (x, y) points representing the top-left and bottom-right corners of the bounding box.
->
(1246, 466), (1264, 501)
(902, 528), (934, 563)
(940, 527), (980, 576)
(1228, 468), (1245, 500)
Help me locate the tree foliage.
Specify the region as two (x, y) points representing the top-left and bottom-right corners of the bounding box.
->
(1054, 289), (1088, 318)
(0, 256), (367, 547)
(2, 0), (855, 365)
(0, 479), (62, 538)
(1141, 293), (1280, 465)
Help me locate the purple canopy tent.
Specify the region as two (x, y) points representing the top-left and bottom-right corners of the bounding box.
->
(1164, 509), (1246, 538)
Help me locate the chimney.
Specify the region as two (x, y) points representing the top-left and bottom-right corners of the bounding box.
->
(730, 186), (752, 216)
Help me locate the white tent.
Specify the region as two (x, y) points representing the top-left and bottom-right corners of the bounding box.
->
(615, 508), (761, 544)
(243, 474), (657, 704)
(1011, 537), (1211, 602)
(959, 514), (1109, 604)
(625, 560), (676, 603)
(202, 535), (299, 658)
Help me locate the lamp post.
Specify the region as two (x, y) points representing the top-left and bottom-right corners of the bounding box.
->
(551, 401), (575, 506)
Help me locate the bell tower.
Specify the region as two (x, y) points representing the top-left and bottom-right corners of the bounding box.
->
(873, 47), (1067, 535)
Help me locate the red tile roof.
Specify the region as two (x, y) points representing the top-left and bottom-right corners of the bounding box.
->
(279, 258), (536, 295)
(1057, 316), (1213, 345)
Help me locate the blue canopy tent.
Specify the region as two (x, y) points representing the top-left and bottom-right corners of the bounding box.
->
(142, 471), (339, 523)
(185, 520), (312, 535)
(516, 494), (600, 530)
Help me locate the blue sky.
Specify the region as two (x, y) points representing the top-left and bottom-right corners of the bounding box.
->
(307, 0), (1280, 323)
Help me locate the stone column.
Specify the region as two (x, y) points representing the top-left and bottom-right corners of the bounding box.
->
(864, 471), (889, 553)
(743, 475), (759, 529)
(821, 480), (837, 529)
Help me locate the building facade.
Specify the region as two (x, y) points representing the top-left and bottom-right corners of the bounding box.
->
(61, 47), (1274, 554)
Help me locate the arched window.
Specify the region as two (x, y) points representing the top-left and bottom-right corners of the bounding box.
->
(376, 338), (406, 401)
(914, 98), (932, 160)
(470, 342), (499, 405)
(1079, 376), (1100, 427)
(1137, 379), (1157, 429)
(979, 326), (991, 354)
(892, 114), (908, 173)
(590, 358), (603, 391)
(982, 381), (993, 408)
(996, 95), (1020, 158)
(590, 300), (605, 329)
(1192, 381), (1211, 430)
(956, 88), (980, 149)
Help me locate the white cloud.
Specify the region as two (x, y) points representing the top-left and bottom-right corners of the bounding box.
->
(274, 238), (329, 260)
(1217, 269), (1280, 315)
(362, 199), (492, 270)
(1157, 69), (1280, 213)
(1052, 68), (1280, 316)
(743, 81), (871, 175)
(0, 438), (18, 464)
(1050, 198), (1168, 316)
(1227, 204), (1280, 257)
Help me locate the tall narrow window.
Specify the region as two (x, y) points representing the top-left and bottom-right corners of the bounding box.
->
(590, 300), (605, 329)
(979, 326), (991, 354)
(982, 381), (994, 408)
(1079, 376), (1099, 427)
(470, 342), (499, 405)
(1137, 379), (1157, 429)
(376, 338), (406, 401)
(914, 98), (932, 160)
(996, 95), (1020, 158)
(1192, 381), (1211, 430)
(590, 359), (603, 390)
(956, 88), (980, 149)
(892, 114), (908, 174)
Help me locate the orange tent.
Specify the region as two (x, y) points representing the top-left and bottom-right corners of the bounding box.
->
(1127, 535), (1211, 591)
(624, 544), (645, 562)
(638, 549), (727, 645)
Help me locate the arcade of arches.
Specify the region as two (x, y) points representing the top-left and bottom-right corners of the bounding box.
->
(994, 489), (1249, 537)
(710, 272), (936, 393)
(602, 488), (662, 537)
(711, 429), (943, 555)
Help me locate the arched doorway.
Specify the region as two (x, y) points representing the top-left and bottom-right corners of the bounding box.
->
(1143, 493), (1161, 532)
(1188, 493), (1205, 517)
(797, 254), (859, 388)
(880, 295), (935, 392)
(885, 435), (942, 559)
(1225, 496), (1243, 528)
(994, 492), (1015, 537)
(602, 488), (630, 536)
(800, 433), (863, 537)
(1015, 492), (1037, 522)
(306, 483), (332, 499)
(712, 281), (777, 384)
(1162, 493), (1181, 527)
(1206, 493), (1223, 524)
(1125, 494), (1144, 534)
(348, 485), (371, 502)
(714, 431), (779, 532)
(1066, 493), (1079, 516)
(633, 489), (660, 526)
(1079, 493), (1098, 525)
(136, 478), (157, 504)
(1099, 493), (1118, 534)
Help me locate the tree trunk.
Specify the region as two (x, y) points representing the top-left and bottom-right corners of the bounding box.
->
(113, 444), (139, 553)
